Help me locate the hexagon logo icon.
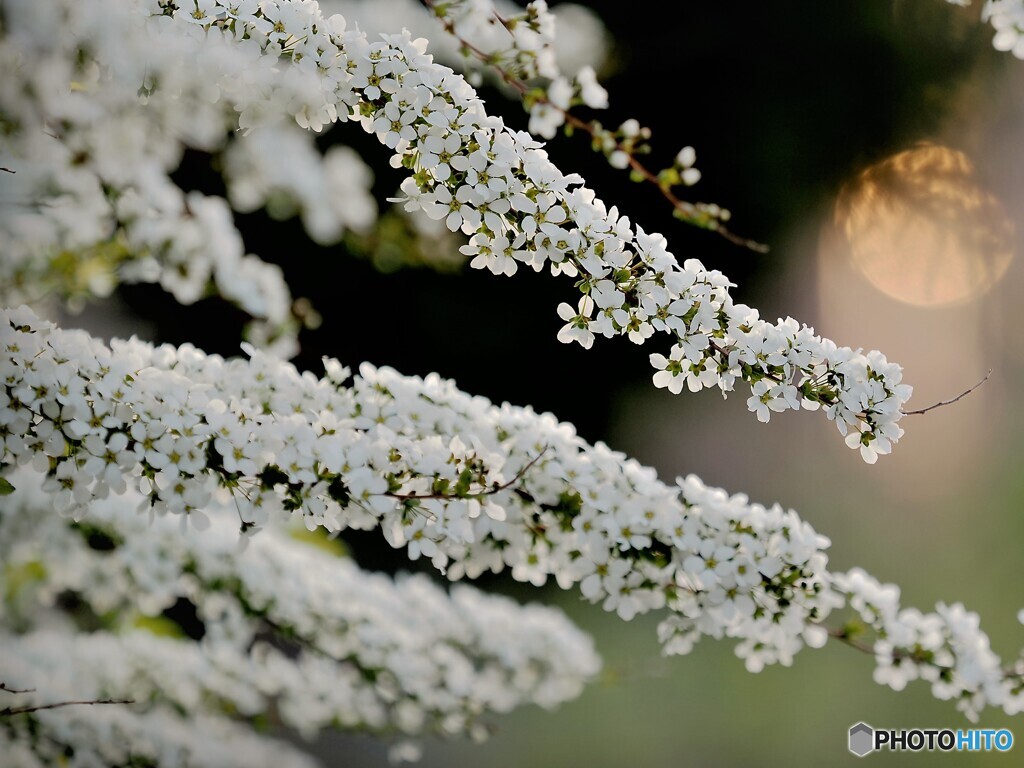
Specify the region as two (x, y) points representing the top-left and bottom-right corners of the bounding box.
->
(849, 722), (875, 757)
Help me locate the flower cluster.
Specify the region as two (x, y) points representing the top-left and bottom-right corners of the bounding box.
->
(834, 569), (1024, 720)
(422, 0), (744, 244)
(982, 0), (1024, 56)
(3, 305), (1021, 720)
(0, 466), (599, 757)
(320, 0), (608, 87)
(285, 1), (907, 459)
(948, 0), (1024, 57)
(223, 123), (377, 245)
(0, 630), (320, 768)
(0, 0), (378, 354)
(947, 0), (1024, 57)
(423, 0), (608, 137)
(0, 0), (913, 457)
(0, 306), (835, 674)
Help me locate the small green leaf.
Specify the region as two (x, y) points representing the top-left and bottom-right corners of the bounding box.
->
(0, 477), (14, 495)
(657, 167), (681, 188)
(289, 527), (348, 558)
(454, 467), (474, 496)
(133, 614), (187, 639)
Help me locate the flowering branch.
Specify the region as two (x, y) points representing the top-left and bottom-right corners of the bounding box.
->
(1, 463), (599, 742)
(1, 0), (915, 460)
(2, 307), (1020, 720)
(829, 570), (1024, 716)
(0, 630), (321, 768)
(420, 0), (768, 253)
(827, 624), (1024, 682)
(0, 0), (334, 355)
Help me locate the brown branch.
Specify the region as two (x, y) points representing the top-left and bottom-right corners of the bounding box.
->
(386, 446), (548, 501)
(901, 369), (991, 416)
(620, 155), (768, 253)
(421, 0), (768, 254)
(1, 698), (133, 717)
(0, 682), (35, 694)
(0, 167), (14, 174)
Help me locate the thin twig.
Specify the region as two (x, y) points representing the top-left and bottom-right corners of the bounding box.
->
(1, 698), (133, 717)
(261, 616), (347, 665)
(420, 0), (768, 254)
(386, 446), (548, 501)
(0, 167), (14, 174)
(828, 626), (948, 669)
(0, 683), (35, 694)
(902, 369), (991, 416)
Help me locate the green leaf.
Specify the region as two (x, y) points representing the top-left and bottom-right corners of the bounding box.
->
(289, 527), (349, 558)
(657, 167), (681, 188)
(3, 560), (47, 603)
(133, 614), (186, 639)
(454, 467), (474, 496)
(0, 477), (14, 495)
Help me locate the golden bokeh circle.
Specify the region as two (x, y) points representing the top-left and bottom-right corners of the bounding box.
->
(834, 144), (1014, 307)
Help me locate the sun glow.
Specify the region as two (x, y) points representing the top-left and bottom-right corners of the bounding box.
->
(834, 144), (1014, 307)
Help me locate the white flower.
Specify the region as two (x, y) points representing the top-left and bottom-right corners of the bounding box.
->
(843, 427), (890, 465)
(619, 118), (640, 137)
(556, 298), (595, 348)
(547, 76), (573, 110)
(608, 150), (629, 169)
(528, 102), (564, 139)
(420, 184), (482, 233)
(576, 66), (608, 109)
(650, 346), (686, 394)
(183, 0), (221, 25)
